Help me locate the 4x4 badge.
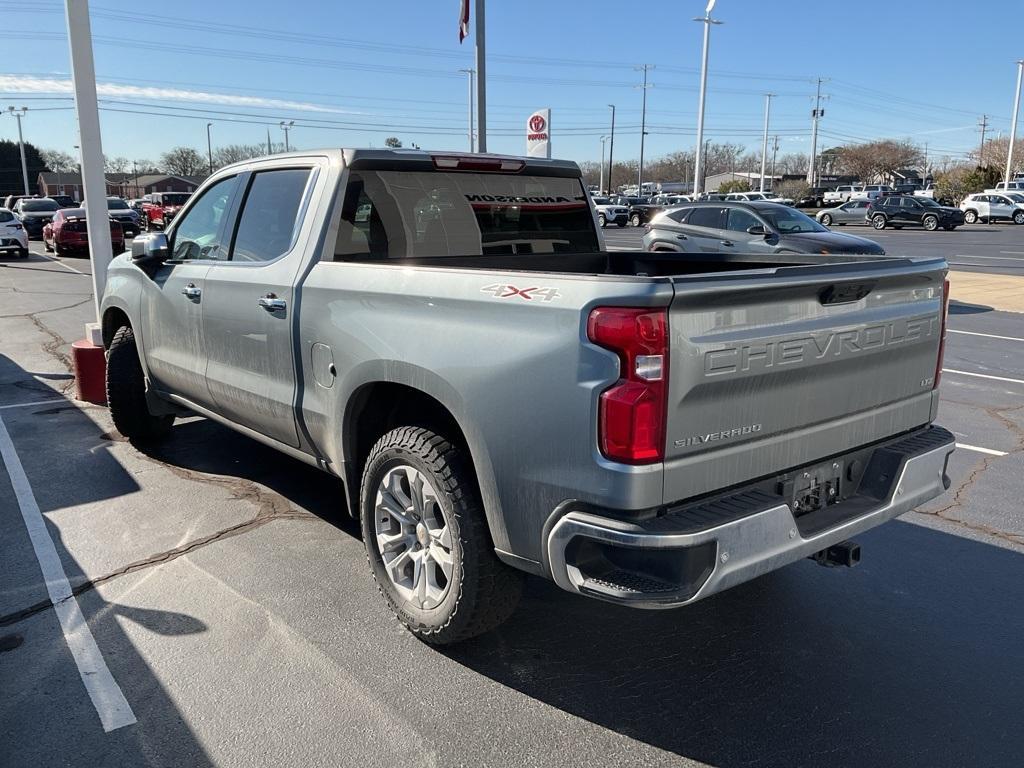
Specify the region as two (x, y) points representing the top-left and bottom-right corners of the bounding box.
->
(481, 284), (561, 302)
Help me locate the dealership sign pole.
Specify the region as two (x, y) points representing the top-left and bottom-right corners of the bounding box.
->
(1005, 60), (1023, 188)
(526, 109), (551, 158)
(64, 0), (115, 403)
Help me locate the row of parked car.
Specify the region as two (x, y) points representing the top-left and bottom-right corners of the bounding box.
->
(591, 190), (794, 228)
(815, 190), (1024, 230)
(0, 191), (193, 259)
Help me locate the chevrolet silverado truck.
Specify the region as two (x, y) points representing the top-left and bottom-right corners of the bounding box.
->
(100, 149), (955, 644)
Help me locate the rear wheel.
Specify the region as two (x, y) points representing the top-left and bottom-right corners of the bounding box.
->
(922, 215), (938, 231)
(630, 213), (641, 227)
(106, 325), (174, 441)
(17, 247), (28, 258)
(1014, 211), (1024, 225)
(819, 213), (832, 226)
(361, 426), (523, 645)
(43, 237), (52, 252)
(871, 215), (886, 230)
(963, 209), (978, 224)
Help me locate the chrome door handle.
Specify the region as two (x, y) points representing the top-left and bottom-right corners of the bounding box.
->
(258, 294), (287, 312)
(720, 240), (734, 246)
(181, 283), (201, 299)
(675, 234), (688, 240)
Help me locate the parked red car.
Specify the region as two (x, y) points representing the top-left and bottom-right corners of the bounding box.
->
(141, 191), (192, 230)
(43, 208), (125, 257)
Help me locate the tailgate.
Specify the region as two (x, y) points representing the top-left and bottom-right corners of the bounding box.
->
(662, 259), (946, 503)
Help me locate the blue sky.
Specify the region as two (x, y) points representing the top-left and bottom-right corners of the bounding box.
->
(1, 0), (1021, 168)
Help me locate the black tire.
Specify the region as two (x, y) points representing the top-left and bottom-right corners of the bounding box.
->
(819, 213), (832, 226)
(361, 426), (523, 645)
(871, 215), (886, 230)
(54, 243), (64, 257)
(106, 326), (174, 441)
(43, 237), (52, 252)
(1014, 211), (1024, 225)
(17, 247), (28, 258)
(963, 210), (978, 224)
(922, 215), (938, 231)
(630, 213), (641, 227)
(597, 213), (606, 228)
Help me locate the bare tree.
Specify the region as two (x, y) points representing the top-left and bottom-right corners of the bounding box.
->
(972, 135), (1024, 174)
(105, 155), (130, 174)
(160, 146), (205, 176)
(839, 139), (923, 183)
(40, 149), (77, 172)
(384, 137), (403, 148)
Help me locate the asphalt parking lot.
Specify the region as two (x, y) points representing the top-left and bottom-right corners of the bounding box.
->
(2, 238), (1023, 767)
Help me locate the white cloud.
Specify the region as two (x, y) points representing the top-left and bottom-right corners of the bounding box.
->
(0, 74), (355, 115)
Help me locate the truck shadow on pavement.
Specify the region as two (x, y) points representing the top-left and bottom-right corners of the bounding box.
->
(447, 520), (1024, 768)
(0, 355), (216, 766)
(137, 410), (1024, 767)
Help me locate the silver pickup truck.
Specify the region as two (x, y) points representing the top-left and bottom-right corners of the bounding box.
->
(100, 149), (955, 644)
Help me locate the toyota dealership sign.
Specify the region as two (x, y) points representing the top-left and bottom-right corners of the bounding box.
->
(526, 108), (551, 158)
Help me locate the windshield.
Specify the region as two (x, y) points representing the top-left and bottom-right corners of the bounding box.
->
(335, 170), (600, 260)
(917, 198), (941, 207)
(759, 206), (828, 234)
(161, 193), (192, 206)
(592, 197), (610, 205)
(21, 200), (59, 212)
(1005, 193), (1024, 203)
(107, 199), (129, 209)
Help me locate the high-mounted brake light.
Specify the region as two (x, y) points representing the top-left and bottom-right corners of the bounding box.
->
(587, 307), (669, 464)
(431, 155), (525, 173)
(934, 277), (950, 389)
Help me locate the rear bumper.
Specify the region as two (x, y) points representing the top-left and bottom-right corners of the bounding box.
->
(545, 426), (955, 608)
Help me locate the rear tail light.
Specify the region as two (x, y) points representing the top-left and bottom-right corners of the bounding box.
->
(933, 277), (950, 389)
(587, 307), (669, 464)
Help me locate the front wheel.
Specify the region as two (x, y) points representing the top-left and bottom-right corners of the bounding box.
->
(630, 213), (641, 227)
(922, 215), (938, 231)
(963, 210), (978, 224)
(361, 427), (523, 645)
(106, 326), (174, 441)
(871, 215), (887, 230)
(819, 213), (832, 226)
(1014, 211), (1024, 225)
(597, 213), (606, 228)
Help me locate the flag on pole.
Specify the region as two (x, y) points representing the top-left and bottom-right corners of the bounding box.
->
(458, 0), (470, 42)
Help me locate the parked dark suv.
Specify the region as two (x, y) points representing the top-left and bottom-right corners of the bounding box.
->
(865, 195), (964, 231)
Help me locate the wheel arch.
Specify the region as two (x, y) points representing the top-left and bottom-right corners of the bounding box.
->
(101, 304), (132, 349)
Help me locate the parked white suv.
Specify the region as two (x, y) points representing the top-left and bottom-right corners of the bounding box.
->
(591, 196), (629, 227)
(0, 207), (29, 258)
(960, 192), (1024, 224)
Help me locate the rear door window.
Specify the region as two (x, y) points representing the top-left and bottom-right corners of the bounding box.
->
(334, 170), (598, 260)
(664, 207), (692, 223)
(686, 206), (725, 229)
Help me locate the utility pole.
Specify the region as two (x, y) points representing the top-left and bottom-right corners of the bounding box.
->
(206, 122), (213, 176)
(458, 68), (475, 152)
(1005, 60), (1023, 186)
(692, 6), (723, 197)
(635, 64), (654, 193)
(923, 142), (929, 177)
(807, 77), (827, 185)
(7, 107), (30, 195)
(267, 128), (272, 155)
(280, 120), (294, 152)
(607, 104), (616, 194)
(474, 0), (487, 152)
(978, 114), (989, 166)
(770, 135), (780, 183)
(599, 136), (608, 193)
(759, 93), (774, 192)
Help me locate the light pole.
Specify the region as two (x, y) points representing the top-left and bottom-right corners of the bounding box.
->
(1005, 60), (1024, 187)
(599, 136), (608, 193)
(759, 93), (774, 192)
(458, 68), (476, 152)
(206, 122), (213, 176)
(692, 2), (722, 197)
(474, 0), (487, 152)
(636, 65), (654, 193)
(280, 120), (294, 151)
(7, 107), (30, 195)
(807, 78), (827, 185)
(607, 104), (616, 194)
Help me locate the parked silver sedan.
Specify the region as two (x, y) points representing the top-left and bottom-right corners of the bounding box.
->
(816, 199), (872, 226)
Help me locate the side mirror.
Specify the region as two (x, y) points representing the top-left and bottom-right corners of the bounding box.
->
(131, 232), (169, 267)
(746, 224), (767, 236)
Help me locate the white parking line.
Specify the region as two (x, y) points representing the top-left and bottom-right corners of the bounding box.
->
(948, 329), (1024, 343)
(0, 413), (136, 733)
(955, 443), (1009, 457)
(943, 368), (1024, 385)
(0, 399), (67, 410)
(35, 252), (89, 276)
(999, 251), (1024, 255)
(952, 254), (1024, 262)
